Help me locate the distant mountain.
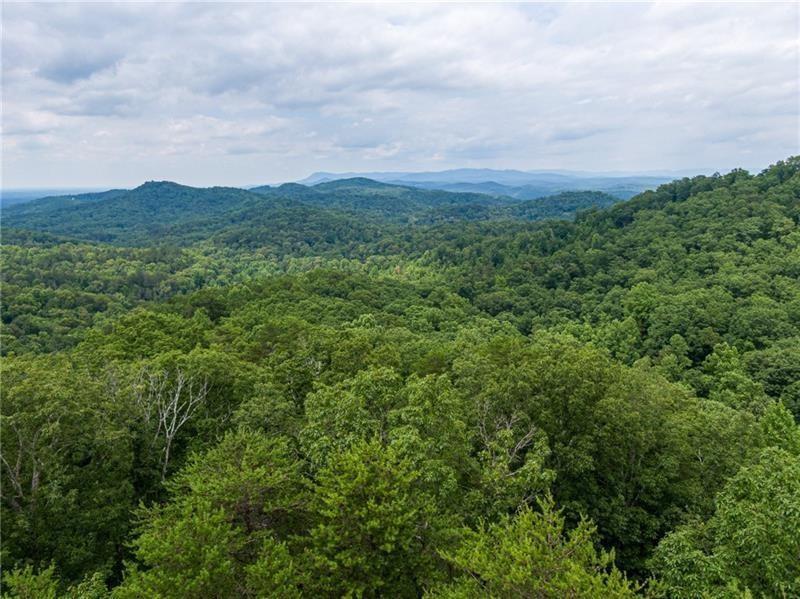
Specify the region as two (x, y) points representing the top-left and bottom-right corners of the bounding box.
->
(251, 177), (518, 222)
(0, 187), (108, 208)
(299, 167), (703, 185)
(300, 168), (556, 186)
(2, 188), (131, 214)
(2, 181), (292, 245)
(296, 168), (677, 200)
(3, 178), (625, 250)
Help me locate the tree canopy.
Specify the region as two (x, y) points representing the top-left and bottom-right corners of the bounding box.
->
(2, 157), (799, 597)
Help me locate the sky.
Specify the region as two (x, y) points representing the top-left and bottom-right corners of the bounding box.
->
(2, 1), (798, 188)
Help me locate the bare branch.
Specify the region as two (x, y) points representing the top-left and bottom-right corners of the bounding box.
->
(133, 366), (208, 481)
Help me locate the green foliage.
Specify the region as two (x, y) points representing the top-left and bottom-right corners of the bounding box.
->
(2, 158), (799, 595)
(651, 447), (800, 598)
(304, 439), (446, 597)
(429, 497), (637, 598)
(1, 565), (59, 599)
(0, 356), (135, 583)
(421, 159), (800, 402)
(1, 565), (110, 599)
(116, 430), (305, 598)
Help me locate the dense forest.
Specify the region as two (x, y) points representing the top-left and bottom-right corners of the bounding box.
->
(1, 158), (799, 597)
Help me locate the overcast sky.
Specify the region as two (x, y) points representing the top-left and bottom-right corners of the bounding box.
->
(2, 1), (798, 188)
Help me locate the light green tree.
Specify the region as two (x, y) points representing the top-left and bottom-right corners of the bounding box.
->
(429, 496), (637, 598)
(651, 447), (800, 598)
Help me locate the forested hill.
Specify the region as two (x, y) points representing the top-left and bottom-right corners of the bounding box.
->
(3, 181), (296, 244)
(3, 178), (620, 245)
(1, 158), (799, 598)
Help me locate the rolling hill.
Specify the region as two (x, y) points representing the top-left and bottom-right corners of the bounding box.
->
(3, 179), (624, 248)
(297, 167), (677, 199)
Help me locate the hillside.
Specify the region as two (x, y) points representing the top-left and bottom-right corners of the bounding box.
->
(1, 158), (799, 598)
(2, 181), (397, 250)
(3, 179), (620, 248)
(0, 188), (109, 208)
(417, 160), (800, 408)
(254, 177), (519, 220)
(2, 182), (277, 244)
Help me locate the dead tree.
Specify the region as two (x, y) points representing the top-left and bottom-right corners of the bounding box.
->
(133, 367), (208, 481)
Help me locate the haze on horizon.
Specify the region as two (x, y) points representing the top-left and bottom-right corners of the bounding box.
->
(2, 1), (798, 189)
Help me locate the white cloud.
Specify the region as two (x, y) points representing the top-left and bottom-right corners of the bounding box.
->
(1, 1), (798, 187)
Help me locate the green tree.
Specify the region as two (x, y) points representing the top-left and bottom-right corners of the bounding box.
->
(429, 496), (637, 598)
(1, 356), (134, 584)
(117, 430), (304, 598)
(304, 439), (447, 597)
(651, 447), (800, 598)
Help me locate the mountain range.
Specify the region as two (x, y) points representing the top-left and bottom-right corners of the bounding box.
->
(2, 167), (695, 209)
(294, 167), (693, 199)
(2, 178), (621, 249)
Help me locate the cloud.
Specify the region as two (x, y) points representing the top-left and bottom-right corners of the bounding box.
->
(547, 127), (610, 143)
(47, 91), (136, 117)
(37, 48), (121, 84)
(1, 1), (797, 187)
